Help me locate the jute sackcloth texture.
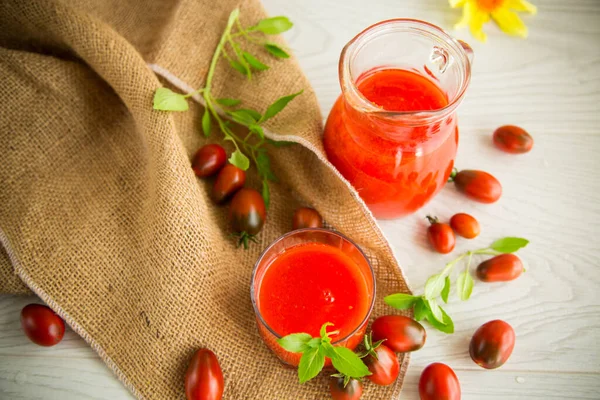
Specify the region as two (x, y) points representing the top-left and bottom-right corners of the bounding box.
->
(0, 0), (412, 398)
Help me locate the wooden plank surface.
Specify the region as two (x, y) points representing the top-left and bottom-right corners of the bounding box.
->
(1, 0), (599, 398)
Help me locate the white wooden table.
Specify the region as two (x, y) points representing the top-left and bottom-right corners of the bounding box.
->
(1, 0), (599, 398)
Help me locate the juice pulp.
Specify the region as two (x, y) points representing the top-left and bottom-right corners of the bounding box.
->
(256, 242), (371, 365)
(324, 68), (458, 219)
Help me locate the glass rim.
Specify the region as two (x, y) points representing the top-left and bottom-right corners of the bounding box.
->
(250, 228), (376, 344)
(339, 18), (473, 123)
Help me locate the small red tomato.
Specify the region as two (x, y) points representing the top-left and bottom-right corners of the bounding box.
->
(185, 348), (224, 400)
(229, 189), (266, 248)
(292, 207), (323, 230)
(365, 343), (400, 386)
(452, 170), (502, 204)
(493, 125), (533, 154)
(426, 216), (455, 254)
(21, 304), (65, 347)
(449, 213), (480, 239)
(470, 320), (515, 369)
(371, 315), (426, 353)
(329, 376), (363, 400)
(192, 144), (227, 178)
(419, 363), (461, 400)
(476, 254), (523, 282)
(211, 164), (246, 204)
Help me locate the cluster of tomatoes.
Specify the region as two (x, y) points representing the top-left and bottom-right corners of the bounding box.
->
(192, 144), (266, 248)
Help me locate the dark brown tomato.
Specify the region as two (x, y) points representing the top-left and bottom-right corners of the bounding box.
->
(426, 216), (456, 254)
(418, 363), (461, 400)
(185, 348), (224, 400)
(453, 170), (502, 204)
(211, 164), (246, 204)
(21, 304), (65, 347)
(329, 376), (363, 400)
(493, 125), (534, 154)
(229, 188), (266, 236)
(371, 315), (426, 353)
(192, 144), (227, 178)
(469, 320), (515, 369)
(292, 207), (323, 230)
(365, 344), (400, 386)
(449, 213), (480, 239)
(476, 254), (523, 282)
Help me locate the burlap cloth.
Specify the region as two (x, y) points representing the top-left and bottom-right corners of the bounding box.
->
(0, 0), (412, 398)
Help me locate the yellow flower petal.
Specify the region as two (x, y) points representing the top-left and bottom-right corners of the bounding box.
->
(469, 7), (491, 42)
(506, 0), (537, 14)
(492, 7), (528, 38)
(449, 0), (468, 8)
(454, 1), (475, 29)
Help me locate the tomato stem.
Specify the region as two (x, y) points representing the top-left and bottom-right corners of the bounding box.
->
(447, 167), (458, 182)
(426, 215), (439, 225)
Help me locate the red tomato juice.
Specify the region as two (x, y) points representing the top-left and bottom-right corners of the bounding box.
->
(324, 68), (458, 218)
(256, 242), (371, 365)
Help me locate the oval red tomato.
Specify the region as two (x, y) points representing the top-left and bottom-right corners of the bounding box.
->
(476, 254), (523, 282)
(329, 376), (363, 400)
(21, 304), (65, 347)
(185, 348), (224, 400)
(292, 207), (323, 230)
(453, 170), (502, 204)
(493, 125), (533, 154)
(211, 164), (246, 204)
(449, 213), (480, 239)
(426, 216), (455, 254)
(419, 363), (461, 400)
(192, 144), (227, 178)
(371, 315), (426, 353)
(365, 343), (399, 386)
(469, 320), (515, 369)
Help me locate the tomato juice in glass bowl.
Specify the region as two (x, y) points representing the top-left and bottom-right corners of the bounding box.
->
(324, 19), (473, 219)
(251, 229), (375, 366)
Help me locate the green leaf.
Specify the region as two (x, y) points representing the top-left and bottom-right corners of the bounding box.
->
(424, 274), (446, 300)
(490, 237), (529, 253)
(216, 98), (241, 107)
(329, 347), (371, 379)
(425, 298), (445, 324)
(413, 297), (428, 321)
(237, 108), (262, 121)
(277, 333), (312, 353)
(242, 52), (269, 71)
(266, 138), (295, 147)
(320, 322), (334, 339)
(228, 109), (258, 126)
(229, 59), (249, 76)
(262, 90), (303, 122)
(262, 179), (270, 209)
(264, 43), (290, 59)
(228, 150), (250, 170)
(256, 151), (277, 181)
(425, 307), (455, 334)
(201, 108), (211, 137)
(384, 293), (419, 310)
(298, 346), (325, 383)
(320, 341), (336, 359)
(255, 16), (293, 34)
(153, 87), (189, 111)
(441, 276), (451, 304)
(249, 124), (265, 139)
(456, 270), (474, 301)
(306, 337), (321, 349)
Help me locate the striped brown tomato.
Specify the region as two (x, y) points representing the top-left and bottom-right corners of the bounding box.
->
(426, 216), (456, 254)
(192, 144), (227, 178)
(451, 169), (502, 204)
(371, 315), (426, 353)
(469, 320), (515, 369)
(211, 164), (246, 204)
(329, 376), (363, 400)
(229, 188), (266, 248)
(363, 334), (400, 386)
(476, 254), (524, 282)
(493, 125), (533, 154)
(292, 207), (323, 230)
(185, 349), (224, 400)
